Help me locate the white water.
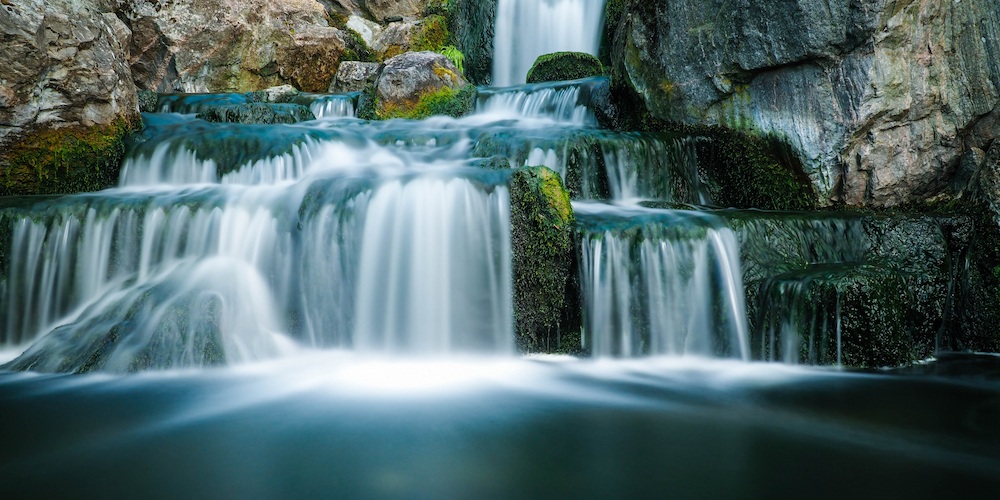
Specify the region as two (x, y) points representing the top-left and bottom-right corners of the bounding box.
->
(309, 95), (356, 119)
(493, 0), (608, 86)
(477, 79), (598, 125)
(576, 204), (749, 359)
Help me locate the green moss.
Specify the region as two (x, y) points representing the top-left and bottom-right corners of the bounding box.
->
(509, 166), (577, 352)
(526, 52), (605, 84)
(375, 83), (476, 120)
(0, 117), (141, 196)
(412, 15), (450, 52)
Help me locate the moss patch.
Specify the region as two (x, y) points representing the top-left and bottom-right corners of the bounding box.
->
(0, 117), (141, 196)
(374, 83), (476, 120)
(509, 165), (577, 352)
(526, 51), (605, 84)
(412, 15), (450, 52)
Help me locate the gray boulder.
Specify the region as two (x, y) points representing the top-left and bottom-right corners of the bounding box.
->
(360, 0), (433, 21)
(609, 0), (1000, 207)
(331, 61), (380, 92)
(366, 51), (474, 120)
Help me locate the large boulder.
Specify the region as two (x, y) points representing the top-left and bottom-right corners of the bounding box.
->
(608, 0), (1000, 207)
(0, 0), (140, 195)
(526, 52), (604, 84)
(125, 0), (358, 93)
(362, 51), (475, 120)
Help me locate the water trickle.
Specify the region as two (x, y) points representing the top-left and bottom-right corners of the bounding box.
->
(493, 0), (608, 86)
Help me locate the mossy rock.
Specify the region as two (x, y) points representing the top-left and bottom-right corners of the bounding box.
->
(526, 51), (605, 84)
(196, 103), (316, 124)
(509, 165), (578, 352)
(752, 263), (913, 368)
(0, 117), (140, 196)
(362, 83), (477, 120)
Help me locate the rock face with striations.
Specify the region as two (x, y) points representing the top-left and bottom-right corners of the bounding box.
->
(0, 0), (140, 195)
(608, 0), (1000, 207)
(125, 0), (353, 93)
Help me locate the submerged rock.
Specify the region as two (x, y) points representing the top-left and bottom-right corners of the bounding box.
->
(362, 51), (475, 120)
(331, 61), (380, 92)
(0, 0), (140, 195)
(125, 0), (356, 92)
(508, 166), (577, 353)
(196, 103), (317, 124)
(526, 52), (604, 84)
(607, 0), (1000, 207)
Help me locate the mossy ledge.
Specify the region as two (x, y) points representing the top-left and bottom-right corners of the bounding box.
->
(509, 165), (579, 353)
(0, 117), (141, 196)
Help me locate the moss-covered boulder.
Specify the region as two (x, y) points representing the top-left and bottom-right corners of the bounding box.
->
(196, 103), (316, 124)
(509, 166), (577, 352)
(526, 52), (604, 84)
(359, 51), (475, 120)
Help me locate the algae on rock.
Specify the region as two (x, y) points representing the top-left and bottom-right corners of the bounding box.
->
(526, 52), (604, 84)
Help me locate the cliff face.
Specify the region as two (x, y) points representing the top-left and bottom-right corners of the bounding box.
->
(609, 0), (1000, 207)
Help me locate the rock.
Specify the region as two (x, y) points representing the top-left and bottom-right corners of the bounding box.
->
(137, 89), (159, 113)
(0, 0), (140, 195)
(364, 51), (475, 120)
(608, 0), (1000, 207)
(196, 103), (316, 124)
(346, 14), (382, 46)
(331, 61), (380, 92)
(125, 0), (352, 93)
(508, 166), (576, 352)
(370, 15), (448, 60)
(447, 0), (496, 85)
(526, 52), (604, 84)
(246, 84), (300, 104)
(360, 0), (432, 21)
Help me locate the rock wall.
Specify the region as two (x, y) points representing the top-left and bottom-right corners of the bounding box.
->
(0, 0), (140, 194)
(124, 0), (354, 92)
(608, 0), (1000, 207)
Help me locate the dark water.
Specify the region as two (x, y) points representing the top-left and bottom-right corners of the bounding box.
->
(2, 353), (998, 499)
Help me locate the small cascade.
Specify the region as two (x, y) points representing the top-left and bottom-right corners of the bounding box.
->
(472, 129), (704, 202)
(476, 78), (603, 125)
(493, 0), (608, 86)
(306, 94), (358, 119)
(575, 204), (749, 359)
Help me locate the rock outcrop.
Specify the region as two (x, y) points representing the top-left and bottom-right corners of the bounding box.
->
(359, 0), (433, 21)
(362, 51), (475, 120)
(0, 0), (140, 195)
(125, 0), (357, 93)
(608, 0), (1000, 207)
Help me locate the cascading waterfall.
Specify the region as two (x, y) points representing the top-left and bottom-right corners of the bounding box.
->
(575, 204), (749, 359)
(492, 0), (608, 86)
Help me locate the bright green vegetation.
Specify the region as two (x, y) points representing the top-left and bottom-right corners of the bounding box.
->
(438, 45), (466, 75)
(526, 51), (605, 84)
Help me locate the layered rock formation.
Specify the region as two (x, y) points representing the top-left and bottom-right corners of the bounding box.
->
(607, 0), (1000, 207)
(125, 0), (357, 92)
(0, 0), (140, 195)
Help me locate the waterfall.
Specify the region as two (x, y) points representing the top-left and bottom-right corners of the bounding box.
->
(575, 204), (750, 359)
(476, 78), (602, 125)
(492, 0), (608, 86)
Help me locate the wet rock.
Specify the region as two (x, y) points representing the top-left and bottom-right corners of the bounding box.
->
(331, 61), (380, 92)
(196, 103), (316, 124)
(526, 52), (604, 84)
(246, 84), (300, 104)
(125, 0), (351, 93)
(364, 51), (474, 120)
(446, 0), (496, 85)
(509, 166), (576, 352)
(608, 0), (1000, 207)
(0, 0), (140, 195)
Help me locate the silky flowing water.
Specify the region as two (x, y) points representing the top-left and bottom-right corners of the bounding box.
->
(1, 1), (999, 497)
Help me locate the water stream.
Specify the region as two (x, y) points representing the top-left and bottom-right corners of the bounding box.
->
(0, 1), (997, 496)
